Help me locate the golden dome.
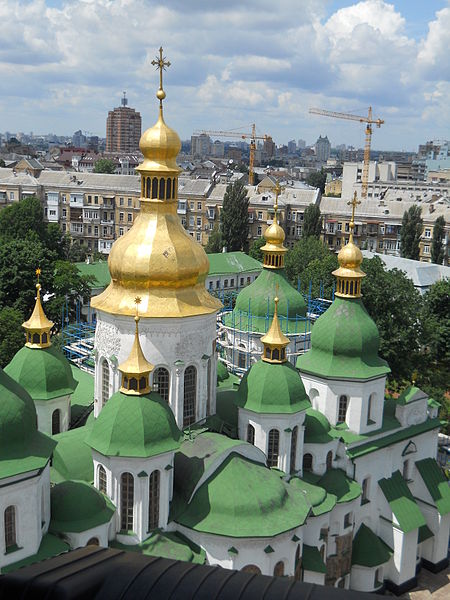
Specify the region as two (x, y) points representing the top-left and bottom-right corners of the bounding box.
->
(261, 296), (290, 363)
(261, 183), (287, 270)
(91, 48), (222, 318)
(23, 271), (54, 348)
(337, 238), (363, 270)
(263, 220), (285, 247)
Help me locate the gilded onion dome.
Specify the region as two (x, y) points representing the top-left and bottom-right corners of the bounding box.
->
(260, 296), (289, 363)
(261, 182), (287, 270)
(23, 269), (54, 348)
(91, 48), (222, 318)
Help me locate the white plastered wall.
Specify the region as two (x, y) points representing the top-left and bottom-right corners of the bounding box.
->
(35, 395), (71, 435)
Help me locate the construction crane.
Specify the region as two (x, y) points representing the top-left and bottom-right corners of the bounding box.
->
(194, 124), (272, 186)
(309, 107), (384, 198)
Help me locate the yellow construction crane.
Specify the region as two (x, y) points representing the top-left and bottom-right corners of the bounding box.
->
(194, 124), (272, 186)
(309, 107), (384, 198)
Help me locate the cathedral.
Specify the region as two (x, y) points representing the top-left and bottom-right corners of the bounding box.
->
(0, 50), (449, 595)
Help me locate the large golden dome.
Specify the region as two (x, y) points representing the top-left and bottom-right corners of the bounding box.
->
(263, 220), (285, 247)
(91, 52), (222, 318)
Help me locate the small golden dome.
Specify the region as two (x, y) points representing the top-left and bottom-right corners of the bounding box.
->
(337, 239), (363, 270)
(264, 220), (285, 246)
(119, 301), (154, 395)
(23, 271), (54, 348)
(261, 296), (290, 363)
(137, 108), (181, 174)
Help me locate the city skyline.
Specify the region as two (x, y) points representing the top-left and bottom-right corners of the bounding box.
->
(0, 0), (449, 150)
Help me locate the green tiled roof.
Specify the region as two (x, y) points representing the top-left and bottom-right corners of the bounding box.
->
(76, 260), (111, 289)
(235, 360), (311, 414)
(304, 408), (333, 444)
(396, 386), (427, 406)
(51, 424), (94, 483)
(352, 524), (392, 567)
(70, 366), (94, 422)
(289, 477), (337, 516)
(208, 252), (262, 276)
(378, 471), (426, 533)
(50, 480), (115, 533)
(428, 397), (440, 409)
(418, 524), (434, 544)
(302, 544), (326, 573)
(1, 534), (69, 574)
(297, 297), (390, 380)
(175, 452), (310, 538)
(216, 362), (240, 391)
(304, 469), (361, 504)
(87, 391), (181, 459)
(5, 345), (77, 401)
(111, 531), (205, 564)
(215, 389), (239, 430)
(416, 458), (450, 516)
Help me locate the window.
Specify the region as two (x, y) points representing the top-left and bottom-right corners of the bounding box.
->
(241, 565), (261, 574)
(10, 192), (14, 200)
(224, 279), (228, 288)
(196, 217), (201, 227)
(361, 477), (370, 503)
(230, 279), (234, 287)
(337, 222), (342, 231)
(127, 213), (132, 223)
(424, 229), (431, 238)
(102, 360), (110, 406)
(247, 424), (255, 445)
(119, 227), (124, 236)
(423, 245), (430, 254)
(52, 409), (61, 435)
(120, 473), (134, 532)
(189, 216), (194, 227)
(338, 395), (348, 423)
(240, 277), (244, 286)
(345, 222), (349, 232)
(148, 470), (160, 531)
(257, 211), (263, 220)
(294, 545), (301, 580)
(344, 512), (352, 529)
(4, 506), (16, 550)
(303, 453), (313, 472)
(290, 426), (298, 473)
(98, 465), (107, 494)
(153, 367), (169, 402)
(87, 537), (99, 546)
(196, 232), (201, 241)
(402, 459), (410, 480)
(326, 451), (333, 470)
(119, 197), (124, 206)
(183, 366), (196, 428)
(197, 201), (202, 210)
(273, 561), (284, 577)
(119, 212), (124, 222)
(127, 198), (132, 207)
(257, 226), (262, 236)
(367, 393), (375, 424)
(267, 429), (279, 468)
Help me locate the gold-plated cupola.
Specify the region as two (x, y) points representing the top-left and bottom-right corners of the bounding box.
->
(261, 182), (287, 269)
(333, 192), (365, 298)
(118, 298), (154, 395)
(23, 269), (54, 348)
(91, 47), (222, 318)
(261, 296), (290, 363)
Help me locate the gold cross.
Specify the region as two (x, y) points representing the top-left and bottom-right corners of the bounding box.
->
(347, 191), (361, 225)
(35, 267), (41, 281)
(134, 296), (142, 320)
(272, 181), (285, 215)
(151, 47), (171, 105)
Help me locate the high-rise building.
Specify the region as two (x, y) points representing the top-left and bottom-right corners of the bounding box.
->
(106, 92), (141, 153)
(297, 139), (306, 150)
(314, 135), (331, 162)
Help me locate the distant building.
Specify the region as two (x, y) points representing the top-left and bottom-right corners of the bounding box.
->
(315, 135), (331, 162)
(72, 130), (87, 148)
(190, 134), (211, 158)
(297, 139), (306, 150)
(211, 140), (225, 158)
(106, 93), (141, 153)
(288, 140), (297, 154)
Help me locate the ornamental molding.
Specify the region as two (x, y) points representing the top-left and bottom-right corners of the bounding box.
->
(95, 321), (121, 360)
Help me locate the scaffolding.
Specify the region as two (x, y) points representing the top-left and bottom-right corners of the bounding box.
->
(61, 299), (96, 373)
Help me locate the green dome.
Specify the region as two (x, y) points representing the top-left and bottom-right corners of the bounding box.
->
(50, 480), (115, 533)
(87, 391), (181, 458)
(235, 360), (310, 414)
(217, 361), (229, 382)
(297, 297), (390, 380)
(228, 268), (307, 333)
(5, 345), (78, 401)
(304, 408), (333, 444)
(176, 452), (309, 537)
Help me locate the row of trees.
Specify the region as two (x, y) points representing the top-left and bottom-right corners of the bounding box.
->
(0, 197), (93, 366)
(400, 205), (446, 264)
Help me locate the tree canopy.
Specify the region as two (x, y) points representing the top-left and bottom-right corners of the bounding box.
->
(285, 237), (331, 285)
(306, 169), (326, 193)
(431, 215), (445, 265)
(400, 205), (423, 260)
(93, 158), (116, 174)
(248, 237), (266, 262)
(220, 181), (249, 251)
(205, 225), (223, 254)
(302, 203), (322, 238)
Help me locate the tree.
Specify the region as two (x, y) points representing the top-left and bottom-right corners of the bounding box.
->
(93, 158), (116, 174)
(431, 216), (446, 265)
(220, 181), (249, 251)
(301, 254), (338, 299)
(285, 237), (331, 285)
(0, 196), (47, 241)
(306, 169), (326, 193)
(0, 159), (5, 167)
(0, 308), (25, 367)
(205, 225), (223, 254)
(302, 203), (322, 238)
(45, 261), (94, 327)
(400, 205), (423, 260)
(248, 237), (266, 262)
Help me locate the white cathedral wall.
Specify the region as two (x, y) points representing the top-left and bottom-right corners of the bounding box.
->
(350, 564), (386, 592)
(35, 395), (71, 436)
(303, 570), (326, 585)
(302, 441), (340, 477)
(62, 522), (112, 550)
(94, 311), (217, 428)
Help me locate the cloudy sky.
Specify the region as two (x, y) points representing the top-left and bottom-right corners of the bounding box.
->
(0, 0), (449, 150)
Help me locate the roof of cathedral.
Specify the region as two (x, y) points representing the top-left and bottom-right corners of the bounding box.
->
(175, 452), (310, 538)
(0, 368), (55, 479)
(5, 345), (78, 401)
(351, 524), (392, 567)
(51, 424), (94, 484)
(396, 385), (428, 406)
(289, 477), (337, 516)
(234, 360), (310, 414)
(111, 531), (205, 565)
(304, 469), (361, 504)
(415, 458), (450, 516)
(378, 470), (426, 533)
(302, 545), (327, 574)
(50, 480), (115, 534)
(87, 391), (181, 458)
(297, 297), (390, 380)
(303, 408), (333, 444)
(69, 366), (94, 424)
(1, 534), (69, 574)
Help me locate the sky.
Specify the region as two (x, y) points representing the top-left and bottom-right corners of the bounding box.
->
(0, 0), (449, 150)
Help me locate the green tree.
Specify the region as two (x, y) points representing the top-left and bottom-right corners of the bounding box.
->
(93, 158), (116, 174)
(431, 215), (446, 265)
(400, 205), (423, 260)
(205, 225), (223, 254)
(0, 196), (47, 241)
(248, 237), (265, 262)
(302, 203), (322, 238)
(220, 181), (249, 251)
(0, 307), (25, 367)
(301, 254), (338, 298)
(285, 237), (331, 285)
(306, 168), (326, 193)
(45, 261), (94, 327)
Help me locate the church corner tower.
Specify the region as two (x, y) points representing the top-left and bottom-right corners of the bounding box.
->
(91, 48), (221, 430)
(297, 193), (390, 434)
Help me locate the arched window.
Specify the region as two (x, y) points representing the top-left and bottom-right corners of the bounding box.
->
(272, 348), (279, 360)
(146, 177), (151, 198)
(206, 358), (211, 416)
(52, 409), (61, 435)
(87, 537), (99, 546)
(247, 424), (255, 445)
(129, 378), (137, 391)
(4, 506), (16, 550)
(183, 366), (197, 428)
(148, 470), (160, 531)
(120, 472), (134, 532)
(303, 453), (313, 472)
(139, 376), (147, 390)
(267, 429), (279, 468)
(338, 395), (348, 423)
(102, 360), (110, 407)
(153, 367), (170, 402)
(33, 333), (40, 344)
(273, 561), (284, 577)
(172, 178), (176, 199)
(238, 344), (246, 369)
(367, 393), (375, 424)
(241, 565), (261, 574)
(326, 451), (333, 470)
(167, 178), (172, 199)
(309, 388), (319, 406)
(152, 178), (158, 198)
(42, 333), (48, 344)
(159, 178), (165, 199)
(98, 465), (107, 494)
(290, 426), (298, 474)
(265, 347), (271, 358)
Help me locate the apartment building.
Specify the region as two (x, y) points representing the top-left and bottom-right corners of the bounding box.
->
(106, 94), (141, 153)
